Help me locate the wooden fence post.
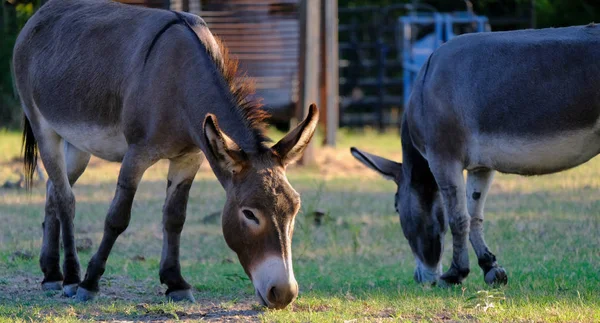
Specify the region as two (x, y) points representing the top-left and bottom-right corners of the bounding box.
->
(322, 0), (338, 147)
(298, 0), (320, 165)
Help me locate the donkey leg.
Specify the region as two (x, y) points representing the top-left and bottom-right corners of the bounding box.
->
(35, 132), (82, 295)
(466, 169), (507, 286)
(160, 153), (203, 302)
(429, 160), (471, 285)
(41, 142), (91, 293)
(76, 148), (156, 302)
(40, 180), (64, 291)
(61, 142), (91, 296)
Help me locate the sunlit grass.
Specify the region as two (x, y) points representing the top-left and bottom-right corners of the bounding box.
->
(0, 129), (598, 322)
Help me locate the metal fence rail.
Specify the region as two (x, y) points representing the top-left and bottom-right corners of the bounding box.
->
(338, 5), (416, 130)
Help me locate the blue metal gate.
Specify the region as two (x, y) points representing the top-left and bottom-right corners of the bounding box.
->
(400, 12), (489, 108)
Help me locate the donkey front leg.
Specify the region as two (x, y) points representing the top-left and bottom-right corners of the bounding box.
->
(466, 169), (507, 285)
(76, 148), (157, 301)
(429, 160), (471, 285)
(159, 153), (203, 302)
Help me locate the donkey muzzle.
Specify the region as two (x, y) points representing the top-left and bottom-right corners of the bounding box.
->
(414, 259), (442, 284)
(251, 256), (298, 309)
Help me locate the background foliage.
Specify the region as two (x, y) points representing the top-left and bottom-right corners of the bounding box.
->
(1, 0), (38, 129)
(1, 0), (600, 129)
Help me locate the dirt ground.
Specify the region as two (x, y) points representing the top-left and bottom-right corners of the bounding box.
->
(0, 270), (262, 322)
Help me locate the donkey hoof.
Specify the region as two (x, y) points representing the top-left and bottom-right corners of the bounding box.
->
(42, 281), (63, 291)
(74, 287), (97, 302)
(166, 289), (195, 303)
(63, 283), (79, 297)
(485, 267), (508, 286)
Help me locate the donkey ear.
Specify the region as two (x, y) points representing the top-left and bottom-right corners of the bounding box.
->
(272, 104), (319, 166)
(203, 114), (247, 175)
(350, 147), (403, 182)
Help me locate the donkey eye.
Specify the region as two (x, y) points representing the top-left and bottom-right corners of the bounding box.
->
(242, 209), (259, 225)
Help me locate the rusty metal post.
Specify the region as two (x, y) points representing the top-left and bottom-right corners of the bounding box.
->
(297, 0), (320, 165)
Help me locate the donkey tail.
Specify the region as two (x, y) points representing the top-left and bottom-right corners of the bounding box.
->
(22, 115), (38, 190)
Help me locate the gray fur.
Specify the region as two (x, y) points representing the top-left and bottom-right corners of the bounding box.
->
(353, 24), (600, 286)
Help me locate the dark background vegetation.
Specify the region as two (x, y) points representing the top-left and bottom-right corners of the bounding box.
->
(1, 0), (40, 129)
(2, 0), (599, 129)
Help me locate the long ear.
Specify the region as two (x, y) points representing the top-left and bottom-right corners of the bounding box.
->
(350, 147), (403, 182)
(203, 114), (247, 176)
(272, 104), (319, 166)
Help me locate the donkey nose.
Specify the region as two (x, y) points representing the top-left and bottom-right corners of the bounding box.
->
(266, 281), (298, 309)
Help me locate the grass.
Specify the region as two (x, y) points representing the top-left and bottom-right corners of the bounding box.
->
(0, 128), (598, 322)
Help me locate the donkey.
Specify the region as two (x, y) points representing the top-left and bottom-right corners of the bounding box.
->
(352, 24), (600, 286)
(14, 0), (319, 308)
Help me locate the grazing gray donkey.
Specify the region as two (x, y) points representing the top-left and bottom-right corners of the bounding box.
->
(352, 24), (600, 286)
(14, 0), (319, 309)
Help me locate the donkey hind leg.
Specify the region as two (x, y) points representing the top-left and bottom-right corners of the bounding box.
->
(40, 180), (63, 291)
(42, 142), (91, 293)
(76, 147), (157, 302)
(38, 137), (89, 295)
(61, 143), (92, 296)
(429, 160), (471, 285)
(466, 169), (507, 285)
(160, 153), (203, 302)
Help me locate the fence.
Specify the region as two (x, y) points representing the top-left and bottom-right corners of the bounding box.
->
(337, 1), (533, 130)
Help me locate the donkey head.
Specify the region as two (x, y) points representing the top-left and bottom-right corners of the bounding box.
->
(350, 147), (447, 285)
(202, 105), (319, 309)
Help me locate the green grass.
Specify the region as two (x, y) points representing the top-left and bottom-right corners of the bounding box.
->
(0, 130), (23, 186)
(0, 128), (598, 322)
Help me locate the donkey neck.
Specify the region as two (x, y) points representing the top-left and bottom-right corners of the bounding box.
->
(187, 71), (265, 154)
(400, 119), (438, 197)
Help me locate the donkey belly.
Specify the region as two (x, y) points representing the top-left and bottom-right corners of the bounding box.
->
(53, 122), (128, 162)
(471, 129), (600, 175)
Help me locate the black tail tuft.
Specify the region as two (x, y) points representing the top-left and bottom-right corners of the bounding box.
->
(22, 115), (38, 190)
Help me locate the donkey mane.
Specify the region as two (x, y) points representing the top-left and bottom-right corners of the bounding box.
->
(208, 36), (272, 143)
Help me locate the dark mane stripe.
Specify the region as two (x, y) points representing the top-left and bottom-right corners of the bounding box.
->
(144, 18), (181, 65)
(173, 11), (271, 145)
